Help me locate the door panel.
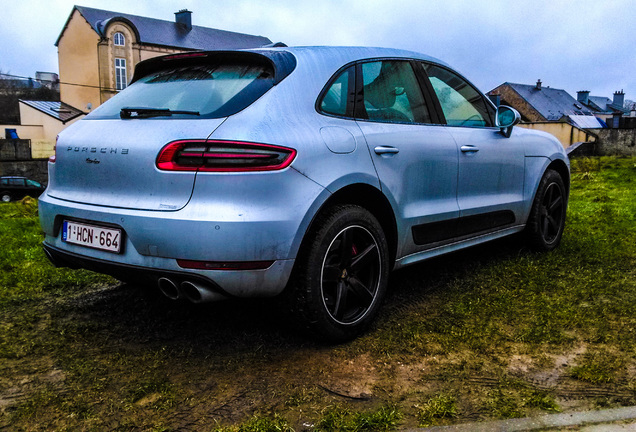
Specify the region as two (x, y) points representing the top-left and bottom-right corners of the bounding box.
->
(448, 127), (526, 221)
(359, 122), (459, 258)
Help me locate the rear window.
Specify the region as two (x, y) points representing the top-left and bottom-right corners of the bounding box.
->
(88, 62), (275, 120)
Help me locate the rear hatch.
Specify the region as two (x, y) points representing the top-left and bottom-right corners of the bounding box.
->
(48, 119), (223, 211)
(47, 50), (294, 211)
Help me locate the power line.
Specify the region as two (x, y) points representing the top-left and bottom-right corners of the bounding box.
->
(0, 72), (116, 91)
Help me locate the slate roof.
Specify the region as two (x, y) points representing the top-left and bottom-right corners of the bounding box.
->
(505, 83), (595, 121)
(19, 100), (85, 124)
(56, 5), (272, 50)
(568, 115), (604, 129)
(587, 96), (613, 112)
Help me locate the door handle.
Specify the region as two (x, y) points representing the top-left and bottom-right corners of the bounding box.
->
(460, 145), (479, 153)
(374, 146), (399, 155)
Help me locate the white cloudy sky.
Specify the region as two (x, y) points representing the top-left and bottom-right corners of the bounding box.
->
(2, 0), (635, 101)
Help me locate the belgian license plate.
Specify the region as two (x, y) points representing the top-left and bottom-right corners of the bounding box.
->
(62, 220), (122, 253)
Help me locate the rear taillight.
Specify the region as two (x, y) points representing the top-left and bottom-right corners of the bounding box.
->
(156, 140), (296, 172)
(49, 135), (58, 163)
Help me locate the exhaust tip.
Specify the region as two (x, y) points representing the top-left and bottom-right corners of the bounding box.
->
(158, 277), (181, 300)
(181, 281), (226, 303)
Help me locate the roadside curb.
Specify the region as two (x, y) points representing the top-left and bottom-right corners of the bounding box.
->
(406, 406), (636, 432)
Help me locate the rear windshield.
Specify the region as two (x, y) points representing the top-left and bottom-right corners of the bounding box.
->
(88, 62), (275, 120)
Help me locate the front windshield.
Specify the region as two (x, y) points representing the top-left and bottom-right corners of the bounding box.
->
(88, 62), (274, 120)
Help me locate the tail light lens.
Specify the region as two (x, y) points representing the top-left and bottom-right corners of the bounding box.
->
(156, 140), (296, 172)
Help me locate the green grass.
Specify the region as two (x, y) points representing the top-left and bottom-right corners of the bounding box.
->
(0, 157), (635, 430)
(416, 394), (458, 426)
(0, 197), (114, 309)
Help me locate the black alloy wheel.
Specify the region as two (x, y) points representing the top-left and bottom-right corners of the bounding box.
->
(321, 225), (381, 325)
(526, 169), (567, 251)
(287, 204), (389, 341)
(538, 181), (565, 244)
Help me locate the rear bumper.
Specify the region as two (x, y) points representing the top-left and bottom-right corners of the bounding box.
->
(38, 167), (326, 297)
(42, 241), (296, 298)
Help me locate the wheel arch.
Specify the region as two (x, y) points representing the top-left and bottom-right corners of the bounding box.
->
(300, 183), (398, 268)
(547, 158), (570, 193)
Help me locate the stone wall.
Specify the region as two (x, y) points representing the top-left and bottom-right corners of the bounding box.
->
(0, 160), (49, 185)
(594, 129), (636, 156)
(0, 139), (32, 160)
(0, 139), (49, 185)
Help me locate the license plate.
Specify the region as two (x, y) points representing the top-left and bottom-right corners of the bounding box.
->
(62, 220), (122, 253)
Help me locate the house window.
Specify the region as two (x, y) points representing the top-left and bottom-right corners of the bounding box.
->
(115, 58), (127, 91)
(114, 32), (125, 46)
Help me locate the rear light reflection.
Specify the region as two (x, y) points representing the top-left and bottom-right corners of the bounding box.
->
(49, 135), (58, 163)
(156, 140), (296, 172)
(177, 259), (275, 271)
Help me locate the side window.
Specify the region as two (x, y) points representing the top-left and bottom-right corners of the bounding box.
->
(10, 178), (25, 186)
(1, 178), (8, 185)
(360, 61), (431, 124)
(422, 63), (492, 127)
(319, 66), (353, 117)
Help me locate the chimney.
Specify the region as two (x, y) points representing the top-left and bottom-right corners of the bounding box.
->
(536, 79), (542, 90)
(577, 90), (590, 105)
(175, 9), (192, 31)
(613, 90), (625, 108)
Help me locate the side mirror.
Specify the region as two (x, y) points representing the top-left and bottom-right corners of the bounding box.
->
(495, 105), (521, 138)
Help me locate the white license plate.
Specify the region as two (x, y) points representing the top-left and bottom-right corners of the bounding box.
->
(62, 221), (122, 253)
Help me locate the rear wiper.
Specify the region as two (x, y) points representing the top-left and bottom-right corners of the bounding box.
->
(120, 107), (200, 119)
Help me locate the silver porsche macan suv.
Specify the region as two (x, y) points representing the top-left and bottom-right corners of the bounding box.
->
(39, 46), (569, 340)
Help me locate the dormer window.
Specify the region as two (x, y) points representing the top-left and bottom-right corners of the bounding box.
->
(114, 32), (125, 46)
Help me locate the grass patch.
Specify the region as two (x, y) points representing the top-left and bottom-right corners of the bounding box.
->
(0, 198), (114, 309)
(315, 405), (402, 431)
(0, 157), (634, 430)
(415, 394), (458, 426)
(570, 350), (624, 384)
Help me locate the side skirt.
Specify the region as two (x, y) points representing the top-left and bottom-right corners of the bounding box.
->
(394, 224), (525, 270)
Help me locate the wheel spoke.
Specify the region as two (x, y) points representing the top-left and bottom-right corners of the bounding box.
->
(350, 244), (377, 271)
(544, 184), (554, 206)
(337, 230), (353, 267)
(542, 215), (550, 237)
(547, 215), (558, 233)
(348, 276), (374, 303)
(548, 194), (563, 213)
(332, 281), (348, 320)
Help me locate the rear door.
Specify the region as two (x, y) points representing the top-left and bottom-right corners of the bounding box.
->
(353, 60), (459, 258)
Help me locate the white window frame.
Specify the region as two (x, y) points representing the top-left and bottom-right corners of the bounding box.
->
(114, 32), (125, 46)
(115, 58), (127, 91)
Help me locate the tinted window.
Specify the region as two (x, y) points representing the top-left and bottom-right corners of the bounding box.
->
(422, 63), (492, 127)
(9, 178), (25, 186)
(360, 61), (431, 124)
(89, 62), (275, 120)
(26, 179), (42, 187)
(320, 66), (353, 117)
(0, 178), (8, 185)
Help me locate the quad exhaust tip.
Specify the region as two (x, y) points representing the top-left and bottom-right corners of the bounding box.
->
(158, 277), (181, 300)
(157, 277), (226, 303)
(180, 280), (227, 303)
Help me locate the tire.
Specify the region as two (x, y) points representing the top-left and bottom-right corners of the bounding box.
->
(1, 192), (11, 203)
(526, 169), (567, 251)
(287, 204), (390, 342)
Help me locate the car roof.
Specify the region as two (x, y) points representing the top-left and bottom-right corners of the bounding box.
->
(268, 46), (449, 68)
(132, 46), (452, 86)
